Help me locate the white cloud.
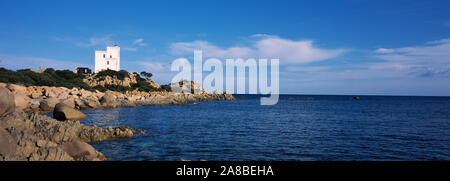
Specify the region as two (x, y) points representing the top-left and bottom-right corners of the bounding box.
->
(54, 36), (150, 51)
(375, 48), (395, 53)
(139, 62), (166, 72)
(137, 61), (176, 84)
(373, 38), (450, 77)
(255, 37), (347, 64)
(85, 35), (115, 47)
(170, 36), (347, 64)
(249, 34), (278, 39)
(133, 38), (147, 47)
(426, 38), (450, 45)
(280, 38), (450, 87)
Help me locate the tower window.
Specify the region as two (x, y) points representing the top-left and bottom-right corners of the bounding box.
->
(103, 54), (105, 58)
(110, 55), (112, 58)
(107, 61), (109, 65)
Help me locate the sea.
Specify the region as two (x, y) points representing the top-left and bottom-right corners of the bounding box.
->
(76, 94), (450, 161)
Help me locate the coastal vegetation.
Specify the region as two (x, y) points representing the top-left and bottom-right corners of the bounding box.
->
(140, 71), (153, 79)
(0, 67), (171, 93)
(0, 67), (92, 90)
(95, 69), (130, 81)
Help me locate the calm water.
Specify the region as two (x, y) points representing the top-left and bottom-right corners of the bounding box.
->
(79, 95), (450, 161)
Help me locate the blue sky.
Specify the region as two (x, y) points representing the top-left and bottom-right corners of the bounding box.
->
(1, 0), (450, 95)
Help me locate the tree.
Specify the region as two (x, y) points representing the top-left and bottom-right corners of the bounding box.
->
(140, 71), (153, 79)
(95, 69), (129, 80)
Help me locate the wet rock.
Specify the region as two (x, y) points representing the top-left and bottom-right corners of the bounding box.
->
(118, 99), (136, 107)
(109, 126), (134, 138)
(53, 103), (87, 121)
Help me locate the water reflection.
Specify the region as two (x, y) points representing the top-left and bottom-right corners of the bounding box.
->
(82, 108), (121, 128)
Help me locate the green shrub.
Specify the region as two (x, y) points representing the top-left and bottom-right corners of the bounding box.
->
(95, 69), (129, 80)
(160, 84), (171, 92)
(131, 81), (156, 92)
(103, 84), (133, 92)
(140, 71), (153, 79)
(0, 67), (165, 93)
(0, 67), (92, 90)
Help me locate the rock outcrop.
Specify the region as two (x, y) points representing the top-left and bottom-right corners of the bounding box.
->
(83, 73), (143, 87)
(28, 147), (74, 161)
(53, 103), (87, 121)
(7, 84), (31, 111)
(146, 79), (160, 89)
(0, 111), (143, 161)
(61, 141), (104, 160)
(0, 128), (17, 156)
(0, 82), (234, 113)
(0, 87), (15, 117)
(0, 85), (144, 161)
(39, 97), (59, 112)
(100, 92), (117, 108)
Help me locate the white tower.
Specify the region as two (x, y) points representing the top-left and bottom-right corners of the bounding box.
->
(95, 45), (120, 73)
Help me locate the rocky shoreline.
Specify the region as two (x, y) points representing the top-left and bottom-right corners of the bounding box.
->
(0, 83), (234, 161)
(1, 82), (234, 113)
